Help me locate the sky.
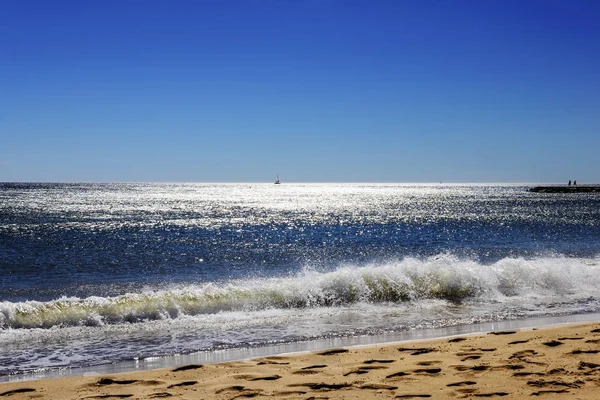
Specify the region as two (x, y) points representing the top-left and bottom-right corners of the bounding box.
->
(1, 0), (599, 183)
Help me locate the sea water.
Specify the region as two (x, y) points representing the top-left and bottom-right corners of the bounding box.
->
(1, 183), (600, 379)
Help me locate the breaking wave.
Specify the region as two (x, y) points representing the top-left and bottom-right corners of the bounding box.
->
(2, 255), (599, 330)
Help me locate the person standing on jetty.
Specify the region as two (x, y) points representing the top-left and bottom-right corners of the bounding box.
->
(568, 180), (572, 186)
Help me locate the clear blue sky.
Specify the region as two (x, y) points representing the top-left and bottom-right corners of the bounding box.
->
(1, 0), (599, 183)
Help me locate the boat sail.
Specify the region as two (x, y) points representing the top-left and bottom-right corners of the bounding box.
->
(274, 174), (281, 184)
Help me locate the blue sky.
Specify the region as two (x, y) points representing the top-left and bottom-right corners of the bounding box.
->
(1, 0), (599, 182)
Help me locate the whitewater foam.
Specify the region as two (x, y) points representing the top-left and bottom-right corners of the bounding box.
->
(2, 255), (599, 330)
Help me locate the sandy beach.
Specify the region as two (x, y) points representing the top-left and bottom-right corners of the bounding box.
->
(2, 322), (600, 399)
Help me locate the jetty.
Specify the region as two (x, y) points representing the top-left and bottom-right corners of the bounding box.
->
(529, 185), (600, 193)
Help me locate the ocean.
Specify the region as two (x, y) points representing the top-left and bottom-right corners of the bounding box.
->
(2, 183), (600, 380)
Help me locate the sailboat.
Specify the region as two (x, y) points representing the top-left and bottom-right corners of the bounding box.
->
(274, 174), (281, 184)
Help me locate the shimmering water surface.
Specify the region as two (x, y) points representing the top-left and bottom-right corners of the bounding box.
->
(1, 183), (600, 378)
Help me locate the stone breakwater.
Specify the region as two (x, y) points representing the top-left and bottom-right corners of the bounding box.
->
(529, 186), (600, 193)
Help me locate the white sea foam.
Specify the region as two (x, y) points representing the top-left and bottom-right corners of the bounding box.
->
(1, 254), (599, 330)
(2, 254), (600, 378)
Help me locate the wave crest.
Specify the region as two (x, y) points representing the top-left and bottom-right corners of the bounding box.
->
(2, 255), (599, 329)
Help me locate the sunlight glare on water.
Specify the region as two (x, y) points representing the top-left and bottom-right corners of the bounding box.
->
(1, 183), (600, 377)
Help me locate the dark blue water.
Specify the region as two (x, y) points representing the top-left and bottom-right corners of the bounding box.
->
(1, 183), (600, 377)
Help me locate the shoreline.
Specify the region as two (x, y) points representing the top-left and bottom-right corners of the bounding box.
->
(4, 313), (600, 384)
(2, 319), (600, 399)
(3, 313), (600, 384)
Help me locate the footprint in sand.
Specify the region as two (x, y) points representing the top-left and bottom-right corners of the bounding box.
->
(395, 395), (431, 398)
(234, 374), (281, 381)
(508, 340), (529, 345)
(294, 365), (327, 375)
(140, 380), (163, 386)
(446, 381), (477, 387)
(456, 388), (478, 394)
(262, 356), (288, 361)
(93, 378), (161, 387)
(317, 349), (349, 356)
(274, 390), (307, 396)
(489, 331), (517, 335)
(548, 368), (566, 374)
(397, 347), (436, 355)
(256, 360), (289, 365)
(293, 370), (321, 375)
(513, 372), (545, 377)
(509, 349), (537, 360)
(256, 356), (290, 365)
(461, 355), (482, 361)
(448, 337), (467, 343)
(452, 365), (489, 371)
(463, 347), (495, 352)
(543, 340), (563, 347)
(531, 389), (570, 396)
(473, 393), (509, 397)
(96, 378), (138, 385)
(570, 349), (600, 354)
(343, 365), (388, 376)
(0, 388), (36, 397)
(360, 384), (398, 390)
(412, 368), (441, 374)
(231, 393), (262, 399)
(215, 385), (246, 394)
(417, 361), (442, 366)
(166, 381), (197, 389)
(386, 371), (411, 378)
(171, 364), (203, 372)
(249, 375), (281, 381)
(527, 379), (583, 389)
(288, 382), (351, 390)
(499, 364), (525, 371)
(216, 386), (263, 398)
(363, 359), (395, 364)
(302, 364), (328, 370)
(579, 361), (600, 370)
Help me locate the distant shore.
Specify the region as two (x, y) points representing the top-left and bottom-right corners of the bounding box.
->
(529, 185), (600, 193)
(2, 321), (600, 399)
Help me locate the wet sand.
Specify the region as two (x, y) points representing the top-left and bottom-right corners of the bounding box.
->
(2, 322), (600, 399)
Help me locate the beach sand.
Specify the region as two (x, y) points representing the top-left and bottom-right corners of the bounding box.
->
(2, 322), (600, 399)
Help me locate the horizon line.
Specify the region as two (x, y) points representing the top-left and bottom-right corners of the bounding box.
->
(0, 181), (590, 185)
